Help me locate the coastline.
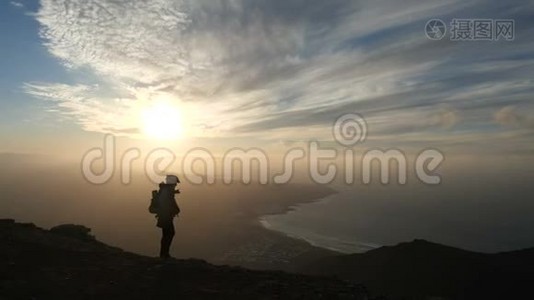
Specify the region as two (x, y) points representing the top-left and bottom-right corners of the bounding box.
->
(257, 189), (381, 254)
(204, 183), (343, 270)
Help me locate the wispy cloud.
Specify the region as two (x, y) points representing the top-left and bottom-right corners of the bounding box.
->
(495, 106), (534, 129)
(25, 0), (534, 150)
(10, 1), (24, 8)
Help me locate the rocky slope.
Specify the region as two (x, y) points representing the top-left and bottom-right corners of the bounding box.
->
(0, 219), (369, 299)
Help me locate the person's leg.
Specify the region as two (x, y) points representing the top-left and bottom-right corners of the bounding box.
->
(159, 227), (166, 258)
(160, 221), (175, 258)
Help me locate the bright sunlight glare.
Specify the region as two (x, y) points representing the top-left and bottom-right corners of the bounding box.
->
(141, 101), (184, 140)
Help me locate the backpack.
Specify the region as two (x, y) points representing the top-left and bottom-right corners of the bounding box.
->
(148, 190), (159, 214)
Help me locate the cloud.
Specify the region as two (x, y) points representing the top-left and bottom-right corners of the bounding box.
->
(24, 83), (143, 136)
(495, 106), (521, 127)
(25, 0), (534, 150)
(495, 106), (534, 129)
(428, 107), (459, 129)
(10, 1), (24, 8)
(35, 0), (191, 84)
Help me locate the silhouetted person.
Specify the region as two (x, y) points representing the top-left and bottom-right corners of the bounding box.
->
(150, 175), (181, 259)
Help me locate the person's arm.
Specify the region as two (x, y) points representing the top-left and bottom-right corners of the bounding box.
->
(173, 200), (180, 215)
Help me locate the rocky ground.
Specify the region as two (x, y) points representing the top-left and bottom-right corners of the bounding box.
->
(0, 219), (370, 299)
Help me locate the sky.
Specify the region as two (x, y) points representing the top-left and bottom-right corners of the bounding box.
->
(1, 0), (533, 156)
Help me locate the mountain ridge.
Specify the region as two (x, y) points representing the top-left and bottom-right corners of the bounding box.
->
(300, 238), (534, 299)
(0, 219), (369, 299)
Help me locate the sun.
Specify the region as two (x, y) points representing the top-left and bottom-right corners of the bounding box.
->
(141, 101), (184, 140)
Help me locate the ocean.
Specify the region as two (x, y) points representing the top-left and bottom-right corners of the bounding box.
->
(260, 168), (534, 254)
